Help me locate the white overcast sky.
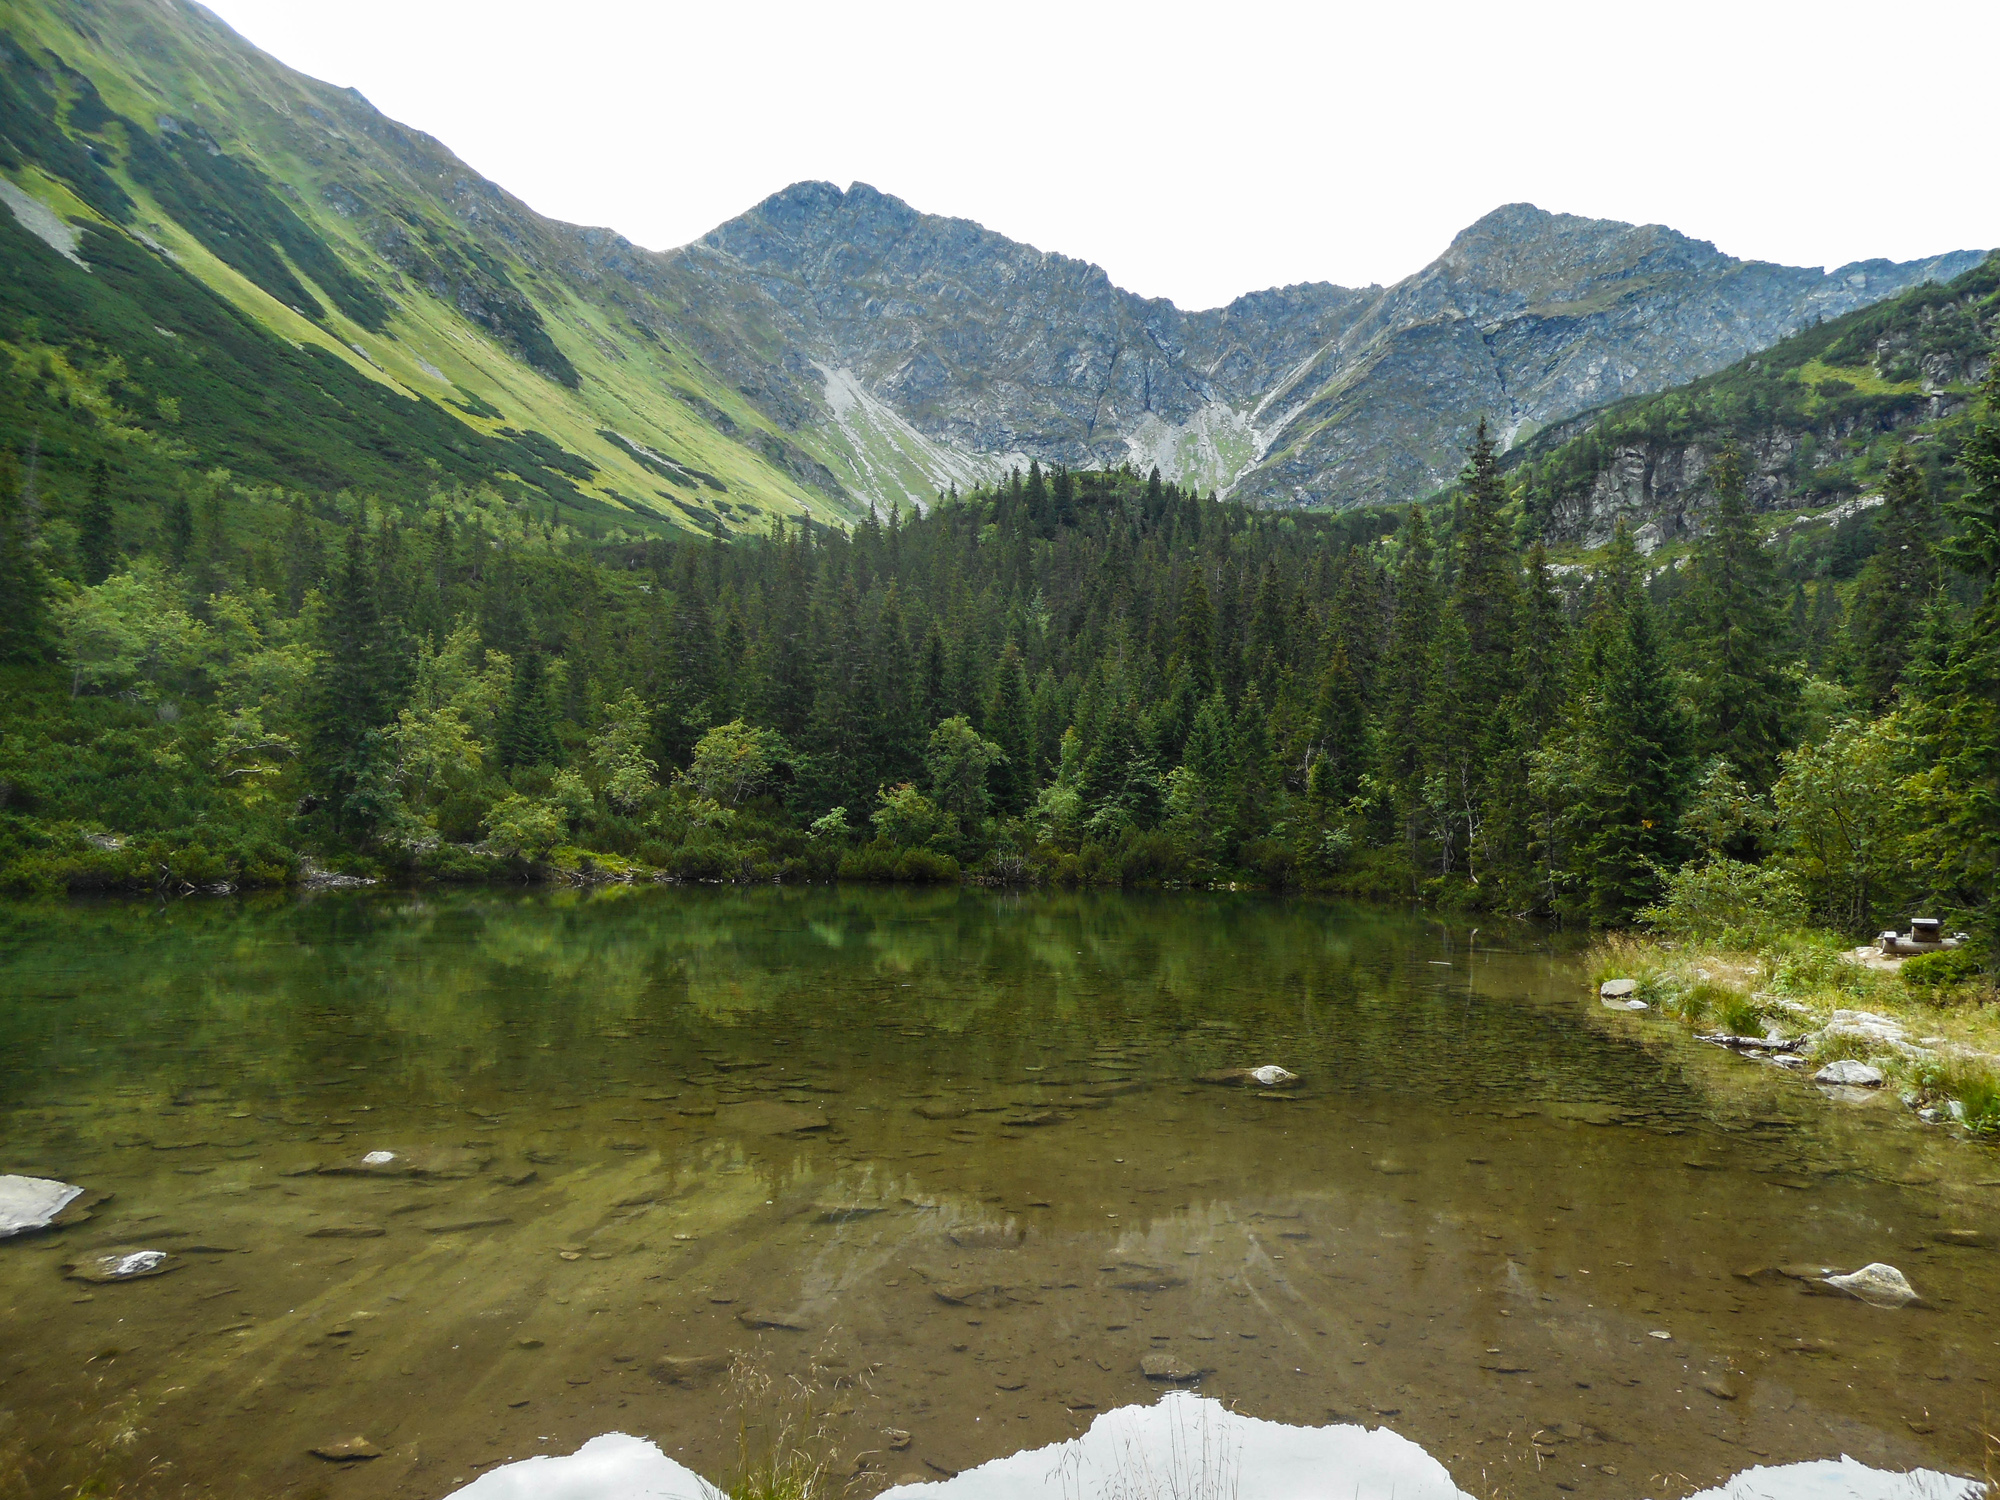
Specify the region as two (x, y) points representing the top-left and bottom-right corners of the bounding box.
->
(205, 0), (1995, 312)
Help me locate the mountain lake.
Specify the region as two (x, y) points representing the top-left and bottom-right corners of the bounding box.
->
(1, 887), (1995, 1499)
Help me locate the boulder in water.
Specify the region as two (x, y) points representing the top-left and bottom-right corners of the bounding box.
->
(309, 1437), (382, 1462)
(1823, 1262), (1918, 1308)
(1814, 1060), (1885, 1087)
(1196, 1065), (1297, 1088)
(65, 1247), (178, 1282)
(1599, 979), (1639, 999)
(1140, 1351), (1209, 1383)
(650, 1353), (730, 1385)
(0, 1175), (86, 1239)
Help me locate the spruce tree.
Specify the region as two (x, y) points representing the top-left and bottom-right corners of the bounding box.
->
(917, 627), (949, 731)
(1381, 506), (1437, 795)
(164, 489), (194, 566)
(78, 457), (117, 585)
(0, 448), (52, 664)
(985, 640), (1033, 815)
(1452, 419), (1518, 689)
(305, 530), (395, 833)
(1852, 446), (1938, 708)
(498, 651), (561, 771)
(1172, 571), (1216, 699)
(1310, 639), (1367, 803)
(1679, 447), (1792, 787)
(1587, 590), (1690, 924)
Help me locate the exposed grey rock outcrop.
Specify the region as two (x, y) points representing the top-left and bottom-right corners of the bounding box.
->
(685, 186), (1983, 510)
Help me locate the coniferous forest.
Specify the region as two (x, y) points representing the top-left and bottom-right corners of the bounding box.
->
(1, 366), (1997, 952)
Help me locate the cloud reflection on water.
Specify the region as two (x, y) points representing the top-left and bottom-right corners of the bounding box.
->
(446, 1394), (1986, 1500)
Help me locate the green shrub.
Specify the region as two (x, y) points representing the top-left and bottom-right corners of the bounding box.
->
(1763, 933), (1876, 997)
(892, 848), (959, 884)
(1640, 858), (1807, 944)
(1116, 830), (1189, 886)
(1902, 947), (1983, 991)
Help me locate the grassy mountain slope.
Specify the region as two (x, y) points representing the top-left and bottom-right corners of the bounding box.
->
(1508, 251), (2000, 547)
(0, 0), (864, 532)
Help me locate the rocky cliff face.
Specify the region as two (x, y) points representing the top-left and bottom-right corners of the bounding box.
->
(1507, 256), (1998, 549)
(670, 186), (1983, 511)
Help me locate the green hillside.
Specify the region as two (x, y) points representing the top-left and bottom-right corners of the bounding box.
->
(0, 0), (863, 535)
(1509, 252), (2000, 541)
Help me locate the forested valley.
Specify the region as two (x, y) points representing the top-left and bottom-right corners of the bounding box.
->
(2, 352), (1996, 956)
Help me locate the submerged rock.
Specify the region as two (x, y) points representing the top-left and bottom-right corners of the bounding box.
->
(65, 1247), (178, 1282)
(1140, 1351), (1208, 1383)
(318, 1147), (491, 1179)
(309, 1437), (382, 1462)
(1196, 1065), (1297, 1088)
(0, 1175), (86, 1239)
(716, 1102), (830, 1135)
(1814, 1060), (1885, 1087)
(649, 1353), (730, 1385)
(1823, 1262), (1918, 1307)
(737, 1307), (810, 1331)
(1105, 1263), (1188, 1293)
(949, 1221), (1025, 1250)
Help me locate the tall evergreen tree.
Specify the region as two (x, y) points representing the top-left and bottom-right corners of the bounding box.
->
(1586, 584), (1690, 924)
(498, 650), (561, 771)
(1381, 506), (1437, 795)
(985, 640), (1033, 815)
(78, 457), (117, 585)
(1310, 638), (1367, 804)
(1172, 571), (1216, 698)
(1678, 448), (1792, 787)
(1852, 445), (1939, 708)
(0, 448), (52, 664)
(1451, 419), (1519, 688)
(163, 489), (194, 566)
(305, 530), (396, 833)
